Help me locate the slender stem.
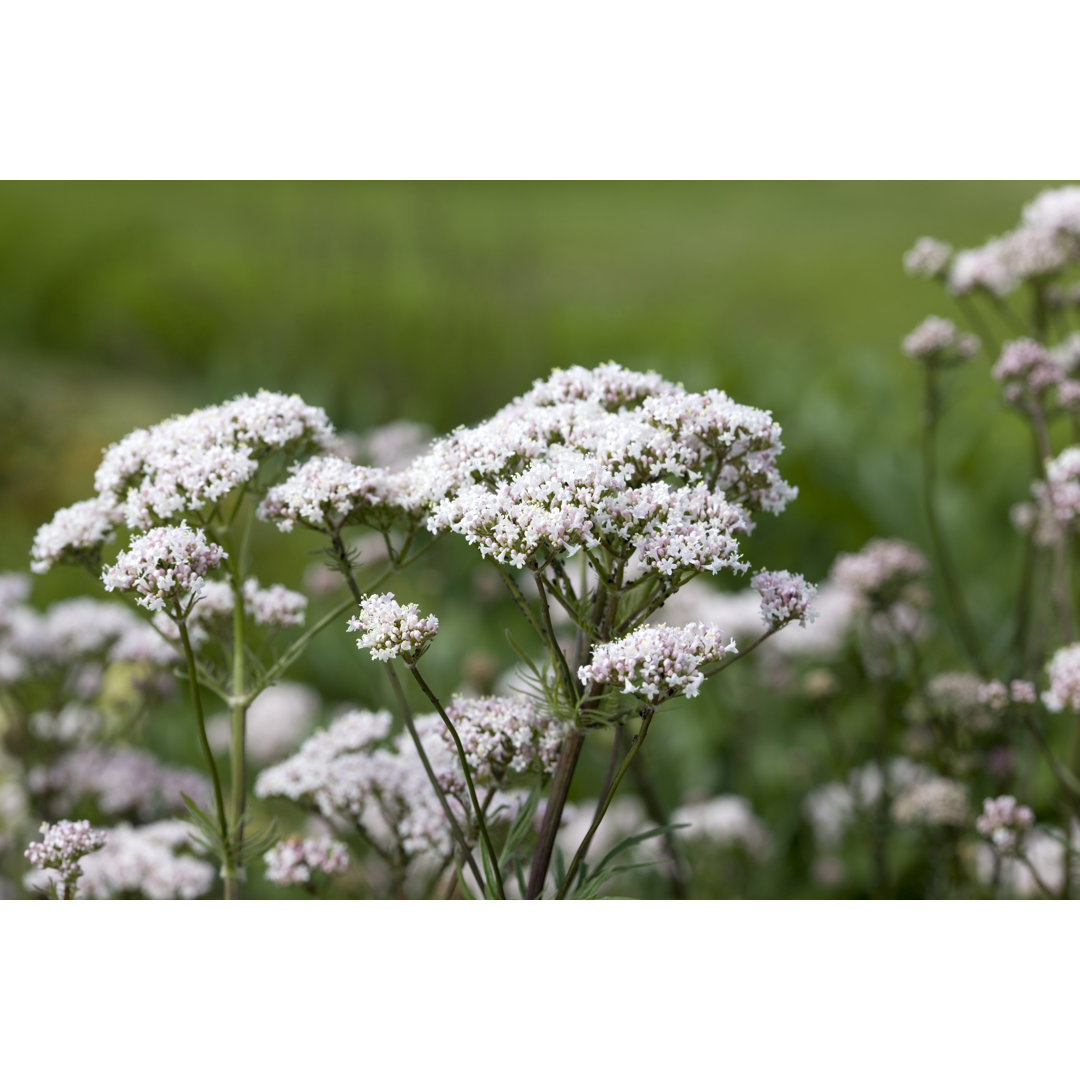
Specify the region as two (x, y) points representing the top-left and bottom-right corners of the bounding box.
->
(175, 609), (233, 893)
(532, 571), (577, 703)
(226, 564), (247, 900)
(406, 662), (505, 899)
(555, 707), (656, 899)
(527, 731), (585, 898)
(384, 663), (485, 892)
(921, 365), (986, 675)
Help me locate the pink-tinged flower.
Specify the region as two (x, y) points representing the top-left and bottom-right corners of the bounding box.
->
(752, 569), (818, 630)
(578, 622), (737, 702)
(101, 523), (226, 613)
(976, 795), (1035, 853)
(24, 819), (106, 882)
(257, 455), (401, 534)
(993, 338), (1063, 404)
(30, 496), (119, 574)
(901, 316), (978, 364)
(443, 696), (570, 782)
(1022, 186), (1080, 236)
(92, 390), (336, 530)
(903, 237), (952, 278)
(347, 592), (439, 662)
(829, 538), (928, 601)
(1043, 643), (1080, 713)
(265, 835), (350, 887)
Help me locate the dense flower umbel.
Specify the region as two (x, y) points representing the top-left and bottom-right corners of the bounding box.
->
(976, 795), (1035, 853)
(442, 696), (570, 782)
(92, 390), (337, 531)
(751, 569), (818, 629)
(347, 592), (439, 662)
(1043, 643), (1080, 712)
(257, 455), (402, 534)
(24, 819), (106, 880)
(992, 339), (1064, 404)
(255, 709), (464, 858)
(264, 835), (350, 887)
(901, 316), (979, 365)
(578, 622), (737, 702)
(401, 363), (794, 573)
(101, 523), (227, 613)
(30, 496), (118, 574)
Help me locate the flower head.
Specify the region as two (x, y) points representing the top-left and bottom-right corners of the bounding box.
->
(265, 835), (350, 887)
(1043, 643), (1080, 713)
(578, 622), (737, 702)
(903, 237), (953, 278)
(901, 316), (979, 365)
(101, 523), (226, 613)
(30, 496), (118, 574)
(976, 795), (1035, 853)
(346, 592), (439, 662)
(24, 818), (106, 895)
(752, 569), (818, 630)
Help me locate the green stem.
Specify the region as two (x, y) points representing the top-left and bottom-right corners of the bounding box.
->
(226, 565), (247, 900)
(175, 609), (233, 894)
(406, 662), (505, 899)
(921, 365), (986, 675)
(555, 707), (656, 899)
(384, 663), (485, 892)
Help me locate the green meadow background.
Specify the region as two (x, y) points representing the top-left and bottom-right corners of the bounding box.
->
(0, 182), (1060, 896)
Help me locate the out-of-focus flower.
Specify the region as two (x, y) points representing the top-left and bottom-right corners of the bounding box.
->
(975, 795), (1035, 853)
(265, 835), (350, 887)
(903, 237), (953, 278)
(1043, 642), (1080, 712)
(902, 316), (978, 364)
(890, 776), (970, 827)
(208, 681), (321, 765)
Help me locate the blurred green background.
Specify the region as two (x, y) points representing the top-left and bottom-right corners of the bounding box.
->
(0, 180), (1051, 603)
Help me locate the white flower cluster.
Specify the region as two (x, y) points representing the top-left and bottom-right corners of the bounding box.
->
(830, 538), (929, 598)
(944, 187), (1080, 297)
(401, 363), (795, 575)
(672, 795), (772, 860)
(30, 497), (117, 574)
(101, 523), (226, 613)
(257, 455), (402, 534)
(264, 835), (350, 887)
(180, 577), (307, 630)
(578, 622), (737, 702)
(992, 338), (1076, 406)
(751, 569), (818, 630)
(443, 695), (570, 783)
(1032, 447), (1080, 535)
(255, 709), (463, 858)
(975, 795), (1035, 853)
(901, 316), (979, 364)
(890, 776), (970, 827)
(977, 678), (1037, 710)
(1043, 642), (1080, 712)
(25, 821), (215, 899)
(24, 818), (106, 879)
(803, 758), (932, 848)
(903, 237), (953, 278)
(347, 592), (439, 662)
(28, 746), (210, 820)
(92, 390), (336, 531)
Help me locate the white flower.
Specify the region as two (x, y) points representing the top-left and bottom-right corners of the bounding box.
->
(346, 592), (439, 663)
(101, 523), (227, 613)
(903, 237), (952, 278)
(578, 622), (737, 702)
(30, 496), (118, 574)
(1043, 643), (1080, 712)
(752, 569), (818, 630)
(265, 835), (350, 886)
